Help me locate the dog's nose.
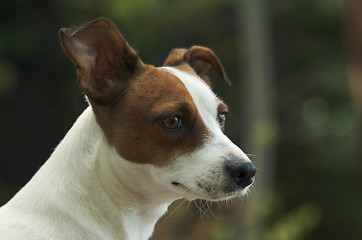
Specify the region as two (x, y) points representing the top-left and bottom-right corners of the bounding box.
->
(225, 159), (256, 188)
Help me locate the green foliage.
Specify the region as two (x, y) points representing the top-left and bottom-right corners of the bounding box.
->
(252, 118), (280, 148)
(263, 203), (322, 240)
(0, 61), (18, 97)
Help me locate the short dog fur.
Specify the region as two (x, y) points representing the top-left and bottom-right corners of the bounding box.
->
(0, 18), (255, 240)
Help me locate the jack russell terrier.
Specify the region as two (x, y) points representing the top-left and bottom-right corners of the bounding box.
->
(0, 18), (255, 240)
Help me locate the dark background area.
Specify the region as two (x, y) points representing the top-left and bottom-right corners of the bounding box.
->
(1, 0), (361, 239)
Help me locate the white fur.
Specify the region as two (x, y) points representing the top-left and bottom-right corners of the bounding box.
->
(0, 108), (172, 239)
(0, 67), (252, 240)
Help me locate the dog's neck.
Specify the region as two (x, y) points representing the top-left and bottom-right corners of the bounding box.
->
(91, 111), (176, 239)
(62, 107), (175, 239)
(10, 107), (173, 239)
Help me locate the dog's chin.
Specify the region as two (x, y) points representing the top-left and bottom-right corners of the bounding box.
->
(171, 181), (250, 202)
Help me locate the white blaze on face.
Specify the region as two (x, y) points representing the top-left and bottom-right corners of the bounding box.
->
(157, 67), (252, 201)
(162, 67), (219, 129)
(162, 67), (248, 158)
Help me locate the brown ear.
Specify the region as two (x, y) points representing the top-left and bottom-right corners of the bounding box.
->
(60, 17), (144, 104)
(163, 46), (231, 86)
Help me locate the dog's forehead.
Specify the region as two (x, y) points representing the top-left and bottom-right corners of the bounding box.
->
(160, 67), (220, 127)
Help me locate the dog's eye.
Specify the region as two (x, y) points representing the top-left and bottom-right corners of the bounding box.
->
(218, 112), (227, 129)
(162, 115), (182, 131)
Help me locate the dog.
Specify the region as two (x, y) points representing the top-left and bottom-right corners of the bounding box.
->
(0, 18), (255, 240)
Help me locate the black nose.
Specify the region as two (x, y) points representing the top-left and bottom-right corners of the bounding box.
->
(225, 159), (256, 188)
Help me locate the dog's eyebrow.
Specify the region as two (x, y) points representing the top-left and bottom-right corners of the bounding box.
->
(157, 101), (194, 116)
(178, 101), (194, 114)
(218, 102), (229, 113)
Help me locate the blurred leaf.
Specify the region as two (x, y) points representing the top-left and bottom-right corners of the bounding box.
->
(263, 203), (322, 240)
(0, 61), (18, 97)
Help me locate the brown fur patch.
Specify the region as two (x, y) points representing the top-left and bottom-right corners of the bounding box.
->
(217, 102), (229, 114)
(163, 46), (232, 87)
(92, 65), (211, 166)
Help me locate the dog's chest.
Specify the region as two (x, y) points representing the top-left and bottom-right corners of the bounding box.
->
(121, 204), (169, 240)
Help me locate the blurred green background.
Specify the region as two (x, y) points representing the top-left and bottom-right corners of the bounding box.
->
(1, 0), (361, 239)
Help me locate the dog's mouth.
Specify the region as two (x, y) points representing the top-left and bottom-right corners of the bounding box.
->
(171, 180), (250, 201)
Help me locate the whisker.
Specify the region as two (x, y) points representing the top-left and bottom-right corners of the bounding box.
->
(246, 153), (258, 158)
(186, 200), (205, 221)
(196, 200), (208, 216)
(246, 153), (260, 162)
(216, 201), (221, 210)
(190, 200), (206, 220)
(160, 199), (186, 223)
(187, 201), (192, 212)
(237, 196), (246, 211)
(206, 201), (216, 218)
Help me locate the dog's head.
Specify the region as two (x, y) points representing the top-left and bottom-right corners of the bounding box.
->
(60, 18), (255, 201)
